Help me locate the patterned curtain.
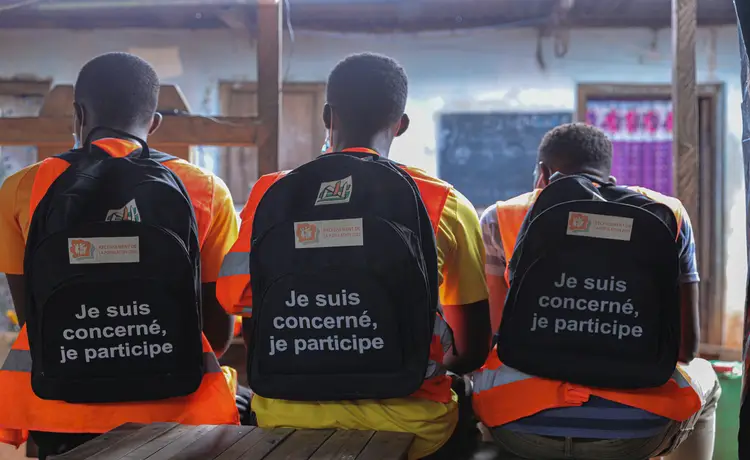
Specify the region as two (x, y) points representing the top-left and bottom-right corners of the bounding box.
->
(586, 100), (674, 195)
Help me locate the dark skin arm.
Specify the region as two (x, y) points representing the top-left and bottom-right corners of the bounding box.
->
(8, 275), (233, 359)
(442, 300), (491, 375)
(6, 274), (25, 327)
(679, 282), (700, 363)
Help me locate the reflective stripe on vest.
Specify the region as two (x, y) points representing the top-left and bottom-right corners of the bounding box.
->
(217, 162), (454, 403)
(0, 140), (240, 446)
(474, 187), (700, 428)
(0, 327), (238, 445)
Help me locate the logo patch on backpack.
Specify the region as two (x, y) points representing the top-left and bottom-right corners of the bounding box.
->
(106, 199), (141, 222)
(566, 212), (633, 241)
(315, 176), (353, 206)
(294, 218), (363, 249)
(68, 236), (140, 264)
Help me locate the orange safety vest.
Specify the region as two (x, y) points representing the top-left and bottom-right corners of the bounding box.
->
(217, 148), (456, 403)
(473, 187), (701, 428)
(0, 139), (239, 447)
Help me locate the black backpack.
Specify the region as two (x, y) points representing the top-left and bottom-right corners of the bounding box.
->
(247, 152), (439, 400)
(24, 129), (204, 403)
(496, 174), (681, 389)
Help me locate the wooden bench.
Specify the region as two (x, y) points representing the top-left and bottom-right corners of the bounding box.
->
(49, 423), (415, 460)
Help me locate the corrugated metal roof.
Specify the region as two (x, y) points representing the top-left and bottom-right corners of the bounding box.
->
(0, 0), (736, 31)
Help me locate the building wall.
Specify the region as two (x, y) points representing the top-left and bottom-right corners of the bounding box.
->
(0, 25), (745, 349)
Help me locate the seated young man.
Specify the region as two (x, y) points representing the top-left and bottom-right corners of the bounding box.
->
(217, 53), (490, 459)
(473, 123), (720, 460)
(0, 52), (239, 459)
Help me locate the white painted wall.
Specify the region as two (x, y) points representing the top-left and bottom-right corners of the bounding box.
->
(0, 25), (745, 347)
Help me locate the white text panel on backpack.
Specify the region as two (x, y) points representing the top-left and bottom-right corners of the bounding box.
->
(294, 218), (364, 249)
(566, 212), (633, 241)
(67, 236), (140, 264)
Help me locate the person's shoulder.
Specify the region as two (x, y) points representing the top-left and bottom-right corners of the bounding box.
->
(479, 203), (499, 228)
(499, 189), (541, 208)
(400, 165), (450, 187)
(162, 158), (222, 192)
(0, 162), (42, 198)
(627, 186), (686, 214)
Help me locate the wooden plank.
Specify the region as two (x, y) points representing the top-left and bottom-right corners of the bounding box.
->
(215, 428), (293, 460)
(260, 430), (335, 460)
(0, 116), (260, 147)
(83, 423), (180, 460)
(120, 425), (197, 460)
(141, 425), (217, 460)
(671, 0), (699, 225)
(50, 423), (147, 459)
(255, 0), (282, 176)
(308, 430), (374, 460)
(0, 79), (51, 97)
(356, 432), (414, 460)
(168, 426), (256, 460)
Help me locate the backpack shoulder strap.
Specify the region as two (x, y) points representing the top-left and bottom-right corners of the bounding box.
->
(29, 156), (73, 217)
(240, 171), (287, 222)
(147, 149), (178, 164)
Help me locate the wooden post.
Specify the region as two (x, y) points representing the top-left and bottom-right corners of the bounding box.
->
(672, 0), (708, 345)
(672, 0), (699, 228)
(256, 0), (282, 176)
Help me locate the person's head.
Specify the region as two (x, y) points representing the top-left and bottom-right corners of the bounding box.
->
(534, 122), (615, 188)
(73, 52), (162, 144)
(324, 53), (409, 156)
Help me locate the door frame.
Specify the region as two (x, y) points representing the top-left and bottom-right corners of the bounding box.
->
(575, 82), (728, 357)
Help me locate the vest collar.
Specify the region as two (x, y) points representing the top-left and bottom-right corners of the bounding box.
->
(91, 137), (141, 158)
(335, 147), (380, 156)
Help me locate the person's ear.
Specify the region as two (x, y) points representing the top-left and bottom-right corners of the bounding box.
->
(608, 175), (617, 185)
(73, 102), (84, 133)
(322, 103), (332, 129)
(395, 113), (409, 137)
(149, 112), (163, 135)
(536, 162), (552, 188)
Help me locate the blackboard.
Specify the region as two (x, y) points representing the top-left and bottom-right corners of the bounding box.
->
(437, 112), (572, 208)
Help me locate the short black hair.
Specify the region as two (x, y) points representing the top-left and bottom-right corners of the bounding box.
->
(74, 52), (160, 129)
(326, 53), (408, 137)
(538, 122), (613, 174)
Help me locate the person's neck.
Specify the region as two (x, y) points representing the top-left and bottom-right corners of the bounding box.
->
(84, 126), (148, 144)
(559, 167), (609, 183)
(332, 134), (392, 158)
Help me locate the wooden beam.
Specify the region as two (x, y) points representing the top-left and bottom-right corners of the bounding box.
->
(256, 0), (282, 176)
(0, 116), (260, 147)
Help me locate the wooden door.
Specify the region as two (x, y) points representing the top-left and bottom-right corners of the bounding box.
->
(219, 82), (326, 202)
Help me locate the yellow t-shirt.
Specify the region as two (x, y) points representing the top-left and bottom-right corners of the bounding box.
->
(249, 171), (488, 459)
